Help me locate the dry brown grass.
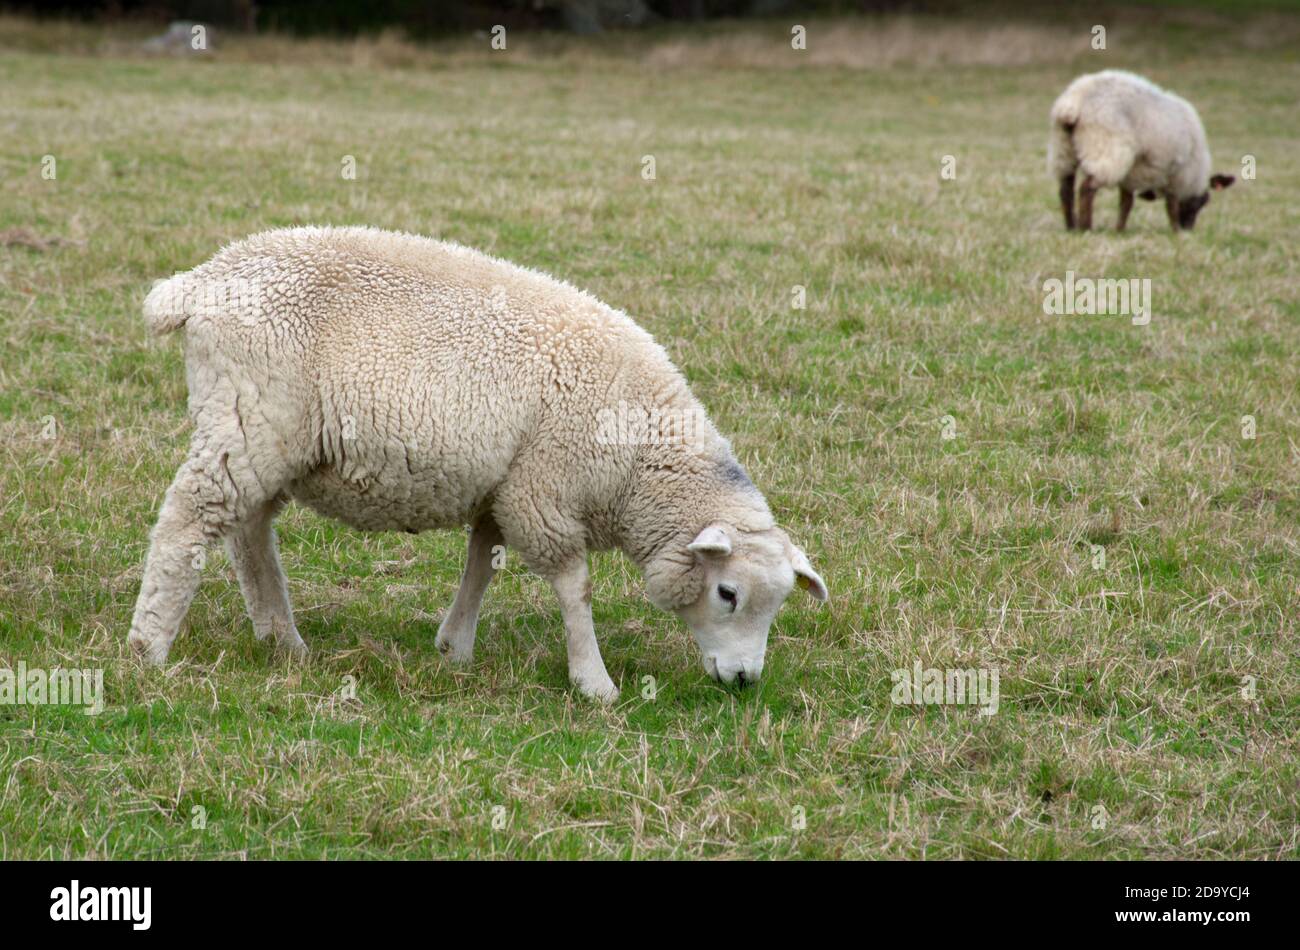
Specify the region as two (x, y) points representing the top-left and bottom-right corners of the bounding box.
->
(0, 7), (1297, 859)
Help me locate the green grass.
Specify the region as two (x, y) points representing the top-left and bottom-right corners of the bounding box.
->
(0, 9), (1297, 859)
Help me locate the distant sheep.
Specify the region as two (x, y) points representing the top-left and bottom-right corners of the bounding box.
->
(1048, 70), (1234, 231)
(129, 227), (827, 701)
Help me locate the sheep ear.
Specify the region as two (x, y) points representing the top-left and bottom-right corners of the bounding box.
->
(688, 525), (732, 558)
(1210, 174), (1235, 190)
(790, 547), (829, 603)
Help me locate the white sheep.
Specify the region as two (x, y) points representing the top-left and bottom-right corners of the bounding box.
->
(129, 227), (828, 701)
(1048, 70), (1234, 231)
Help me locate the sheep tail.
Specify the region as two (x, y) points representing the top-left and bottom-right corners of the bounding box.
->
(142, 273), (193, 335)
(1050, 80), (1084, 131)
(1047, 90), (1083, 178)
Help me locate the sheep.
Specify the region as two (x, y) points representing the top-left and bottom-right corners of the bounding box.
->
(128, 226), (828, 702)
(1048, 70), (1234, 232)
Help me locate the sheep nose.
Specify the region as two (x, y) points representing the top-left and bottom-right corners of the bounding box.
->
(704, 656), (761, 685)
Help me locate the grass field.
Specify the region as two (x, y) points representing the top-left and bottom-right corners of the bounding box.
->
(1, 6), (1297, 859)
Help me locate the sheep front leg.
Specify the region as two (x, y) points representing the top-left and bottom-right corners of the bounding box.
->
(1165, 193), (1181, 231)
(128, 456), (235, 664)
(435, 514), (503, 664)
(1058, 173), (1076, 230)
(549, 559), (618, 704)
(1077, 175), (1098, 231)
(1117, 188), (1134, 232)
(226, 497), (306, 656)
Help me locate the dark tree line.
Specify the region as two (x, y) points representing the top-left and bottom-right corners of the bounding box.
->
(3, 0), (924, 35)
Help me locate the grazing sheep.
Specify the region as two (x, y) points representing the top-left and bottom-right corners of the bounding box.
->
(129, 227), (828, 701)
(1048, 70), (1234, 232)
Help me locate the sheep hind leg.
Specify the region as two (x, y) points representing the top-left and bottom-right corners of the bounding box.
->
(129, 452), (244, 665)
(1059, 172), (1077, 230)
(435, 514), (503, 665)
(1117, 188), (1134, 232)
(1077, 175), (1098, 231)
(226, 496), (306, 657)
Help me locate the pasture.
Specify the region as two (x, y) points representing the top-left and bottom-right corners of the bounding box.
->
(0, 5), (1297, 858)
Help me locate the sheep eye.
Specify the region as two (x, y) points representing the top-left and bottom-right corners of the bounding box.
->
(717, 584), (738, 611)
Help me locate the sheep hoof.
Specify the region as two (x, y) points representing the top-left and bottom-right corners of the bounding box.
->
(438, 645), (475, 666)
(278, 635), (308, 659)
(572, 674), (619, 705)
(255, 619), (308, 658)
(128, 630), (171, 667)
(435, 625), (475, 665)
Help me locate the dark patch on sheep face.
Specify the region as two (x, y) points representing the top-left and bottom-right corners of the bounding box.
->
(1177, 192), (1211, 230)
(716, 458), (755, 491)
(1177, 172), (1235, 231)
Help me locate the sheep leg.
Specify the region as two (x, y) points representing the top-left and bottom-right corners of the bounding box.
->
(549, 559), (618, 704)
(1077, 175), (1098, 231)
(225, 497), (306, 656)
(128, 453), (240, 664)
(1117, 188), (1134, 232)
(1058, 173), (1076, 230)
(435, 514), (503, 664)
(1165, 194), (1181, 231)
